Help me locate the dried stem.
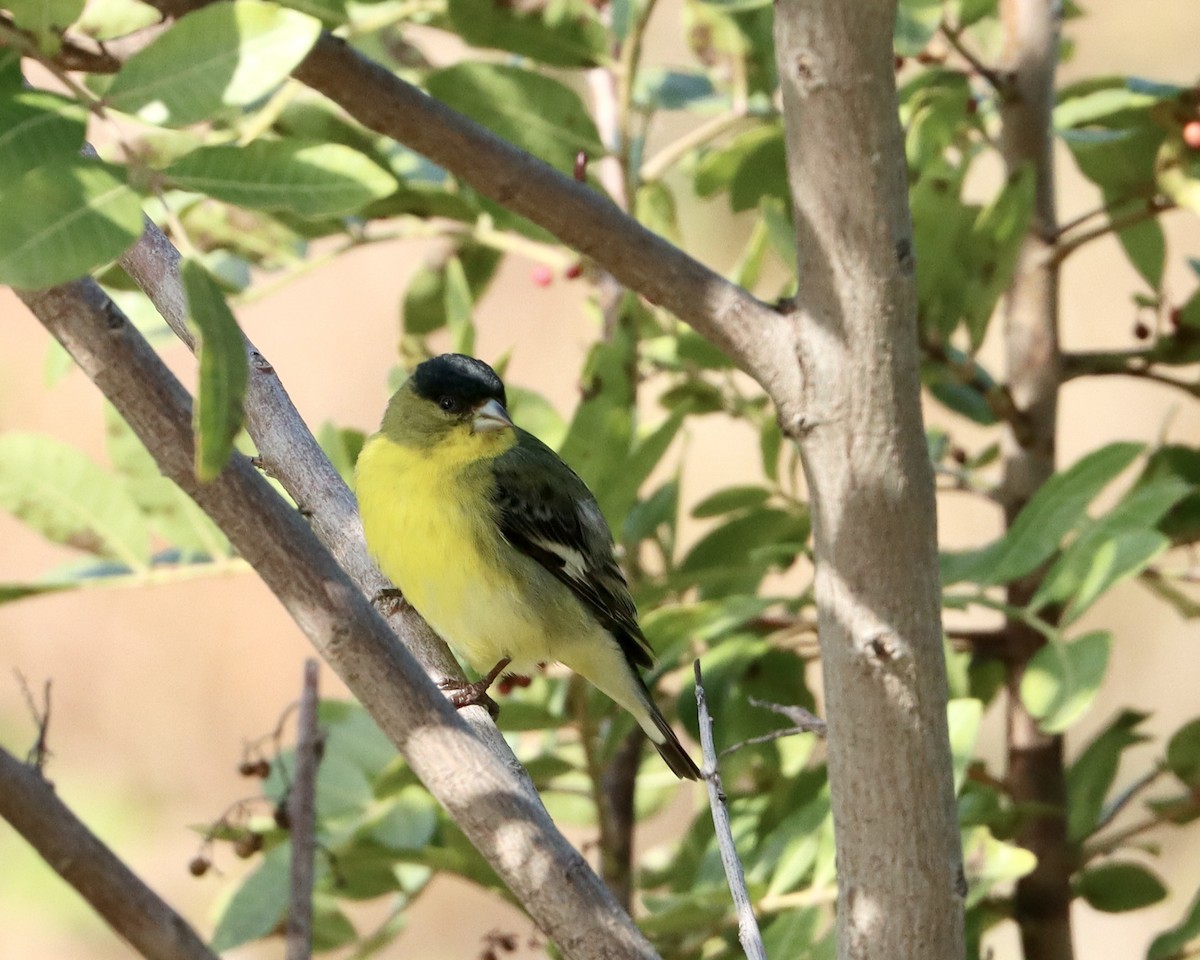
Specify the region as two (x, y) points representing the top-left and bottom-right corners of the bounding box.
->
(0, 745), (220, 960)
(285, 659), (322, 960)
(693, 660), (767, 960)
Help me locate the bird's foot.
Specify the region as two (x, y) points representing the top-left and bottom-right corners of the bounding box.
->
(496, 673), (532, 695)
(371, 587), (407, 615)
(438, 657), (512, 720)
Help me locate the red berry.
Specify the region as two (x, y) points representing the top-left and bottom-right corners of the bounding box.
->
(573, 151), (588, 182)
(1134, 321), (1151, 340)
(188, 856), (210, 877)
(564, 262), (583, 280)
(530, 265), (553, 287)
(1183, 120), (1200, 150)
(965, 97), (978, 116)
(894, 55), (906, 71)
(1169, 307), (1182, 328)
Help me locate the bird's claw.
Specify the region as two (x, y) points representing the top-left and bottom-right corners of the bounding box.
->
(438, 677), (501, 719)
(372, 587), (407, 615)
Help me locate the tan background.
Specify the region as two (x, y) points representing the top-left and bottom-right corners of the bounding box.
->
(2, 3), (1199, 957)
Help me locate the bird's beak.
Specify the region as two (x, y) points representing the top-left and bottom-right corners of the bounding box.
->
(472, 398), (514, 433)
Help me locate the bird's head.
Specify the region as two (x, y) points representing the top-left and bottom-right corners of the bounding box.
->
(381, 354), (515, 452)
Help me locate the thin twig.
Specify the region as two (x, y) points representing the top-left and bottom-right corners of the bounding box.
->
(1051, 198), (1174, 263)
(14, 671), (52, 769)
(1090, 766), (1164, 836)
(0, 745), (221, 960)
(286, 660), (322, 960)
(640, 111), (751, 184)
(747, 697), (826, 736)
(940, 22), (1010, 94)
(694, 660), (767, 960)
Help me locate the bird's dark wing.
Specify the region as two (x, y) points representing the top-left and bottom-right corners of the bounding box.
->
(490, 431), (654, 671)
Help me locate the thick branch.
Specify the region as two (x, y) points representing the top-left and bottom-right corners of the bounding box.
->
(0, 746), (220, 960)
(774, 2), (965, 959)
(14, 280), (658, 960)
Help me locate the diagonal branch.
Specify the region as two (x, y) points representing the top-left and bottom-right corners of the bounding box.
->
(14, 278), (659, 960)
(0, 745), (221, 960)
(130, 0), (802, 423)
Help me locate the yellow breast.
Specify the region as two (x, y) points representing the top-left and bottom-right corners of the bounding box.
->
(355, 430), (564, 673)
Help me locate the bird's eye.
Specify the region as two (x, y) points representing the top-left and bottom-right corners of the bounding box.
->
(438, 396), (461, 413)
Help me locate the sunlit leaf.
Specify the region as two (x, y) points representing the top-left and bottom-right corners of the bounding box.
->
(1020, 631), (1110, 734)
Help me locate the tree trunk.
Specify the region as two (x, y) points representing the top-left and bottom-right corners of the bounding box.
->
(773, 3), (966, 958)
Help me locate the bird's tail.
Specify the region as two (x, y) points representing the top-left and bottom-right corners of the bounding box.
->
(645, 697), (702, 780)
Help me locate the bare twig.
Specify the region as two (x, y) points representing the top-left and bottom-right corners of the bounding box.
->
(15, 279), (659, 960)
(940, 22), (1011, 94)
(1051, 197), (1175, 263)
(1090, 766), (1164, 837)
(286, 660), (322, 960)
(14, 671), (51, 769)
(693, 660), (767, 960)
(0, 745), (220, 960)
(747, 697), (827, 736)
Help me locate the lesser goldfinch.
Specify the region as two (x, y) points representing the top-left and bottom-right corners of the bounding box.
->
(356, 354), (700, 780)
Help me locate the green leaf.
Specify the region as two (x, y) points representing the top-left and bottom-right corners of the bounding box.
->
(0, 158), (143, 288)
(1115, 212), (1166, 290)
(948, 699), (984, 794)
(1149, 884), (1200, 960)
(558, 328), (635, 494)
(446, 0), (607, 67)
(6, 0), (86, 48)
(360, 786), (438, 850)
(1133, 446), (1200, 545)
(0, 433), (150, 569)
(598, 410), (686, 532)
(1076, 861), (1167, 913)
(691, 485), (771, 518)
(694, 124), (787, 212)
(210, 844), (291, 950)
(182, 260), (248, 482)
(963, 168), (1036, 349)
(402, 245), (501, 336)
(962, 826), (1037, 908)
(1032, 476), (1189, 621)
(1067, 710), (1149, 842)
(106, 0), (321, 127)
(311, 897), (357, 951)
(167, 139), (397, 218)
(0, 90), (88, 182)
(1020, 631), (1111, 734)
(104, 405), (229, 557)
(75, 0), (161, 39)
(442, 255), (475, 356)
(425, 63), (603, 173)
(1166, 718), (1200, 787)
(894, 0), (943, 55)
(942, 442), (1143, 586)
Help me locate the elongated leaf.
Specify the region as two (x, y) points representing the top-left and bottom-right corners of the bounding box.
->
(1032, 477), (1189, 621)
(210, 844), (291, 951)
(1150, 885), (1200, 960)
(1167, 719), (1200, 788)
(0, 158), (143, 288)
(1076, 861), (1167, 913)
(167, 139), (397, 218)
(691, 485), (771, 518)
(0, 90), (87, 182)
(598, 410), (686, 533)
(0, 433), (150, 568)
(106, 0), (321, 126)
(182, 260), (248, 482)
(1020, 631), (1111, 734)
(5, 0), (85, 48)
(425, 63), (603, 173)
(948, 698), (984, 794)
(1067, 710), (1149, 842)
(446, 0), (606, 67)
(104, 405), (229, 556)
(942, 442), (1143, 586)
(442, 255), (475, 356)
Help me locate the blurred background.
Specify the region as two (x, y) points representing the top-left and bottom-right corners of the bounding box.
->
(1, 1), (1198, 957)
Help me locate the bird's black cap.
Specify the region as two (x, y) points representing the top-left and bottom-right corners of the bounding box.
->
(410, 354), (507, 408)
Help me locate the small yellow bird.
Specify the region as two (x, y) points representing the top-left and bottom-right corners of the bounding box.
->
(356, 354), (700, 780)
